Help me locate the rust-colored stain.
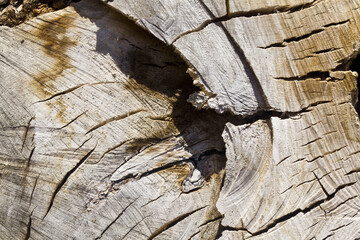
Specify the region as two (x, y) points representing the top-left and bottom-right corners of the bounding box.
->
(159, 163), (193, 187)
(31, 13), (77, 97)
(27, 12), (78, 124)
(50, 96), (69, 123)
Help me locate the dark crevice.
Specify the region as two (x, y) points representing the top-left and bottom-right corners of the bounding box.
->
(141, 195), (163, 208)
(313, 172), (329, 196)
(198, 1), (271, 111)
(225, 0), (230, 16)
(147, 206), (207, 240)
(59, 111), (87, 129)
(199, 215), (224, 228)
(65, 3), (358, 239)
(229, 0), (317, 16)
(287, 0), (318, 13)
(197, 149), (225, 160)
(86, 109), (146, 134)
(120, 216), (148, 240)
(262, 19), (349, 49)
(111, 145), (228, 185)
(97, 139), (132, 163)
(300, 137), (322, 147)
(261, 29), (324, 49)
(274, 70), (330, 81)
(74, 137), (92, 152)
(111, 148), (225, 184)
(137, 159), (193, 180)
(26, 147), (35, 168)
(321, 233), (334, 240)
(323, 19), (350, 28)
(306, 146), (346, 163)
(172, 0), (317, 45)
(43, 146), (95, 219)
(348, 52), (360, 115)
(35, 84), (86, 103)
(109, 159), (192, 185)
(313, 48), (340, 55)
(259, 42), (285, 49)
(345, 168), (360, 175)
(305, 221), (319, 231)
(137, 62), (171, 69)
(215, 224), (252, 239)
(295, 178), (316, 188)
(29, 175), (39, 207)
(326, 195), (358, 214)
(21, 117), (34, 151)
(187, 230), (201, 240)
(330, 222), (352, 232)
(24, 209), (34, 240)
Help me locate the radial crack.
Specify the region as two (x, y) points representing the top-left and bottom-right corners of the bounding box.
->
(35, 84), (86, 103)
(22, 117), (34, 151)
(29, 175), (39, 208)
(147, 206), (208, 240)
(24, 209), (34, 240)
(59, 111), (87, 129)
(26, 147), (35, 168)
(248, 182), (356, 237)
(86, 109), (146, 134)
(120, 216), (148, 240)
(43, 146), (96, 219)
(95, 198), (139, 240)
(261, 29), (324, 49)
(172, 0), (318, 44)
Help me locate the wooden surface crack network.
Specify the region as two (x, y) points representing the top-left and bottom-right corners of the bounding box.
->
(1, 0), (360, 239)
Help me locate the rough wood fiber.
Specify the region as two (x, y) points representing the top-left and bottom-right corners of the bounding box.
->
(106, 0), (227, 44)
(218, 102), (360, 238)
(108, 0), (360, 115)
(0, 1), (230, 239)
(1, 0), (360, 239)
(228, 0), (315, 13)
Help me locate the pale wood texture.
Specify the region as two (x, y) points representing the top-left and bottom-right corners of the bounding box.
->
(1, 0), (360, 239)
(219, 102), (360, 238)
(109, 0), (360, 115)
(0, 1), (228, 239)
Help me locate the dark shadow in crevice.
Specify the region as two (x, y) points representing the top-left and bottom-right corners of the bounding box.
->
(71, 4), (240, 233)
(71, 0), (249, 160)
(68, 2), (287, 238)
(349, 53), (360, 115)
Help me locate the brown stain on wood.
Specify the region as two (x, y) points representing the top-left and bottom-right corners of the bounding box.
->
(28, 12), (78, 123)
(31, 13), (77, 95)
(50, 96), (69, 123)
(159, 163), (193, 187)
(122, 77), (183, 147)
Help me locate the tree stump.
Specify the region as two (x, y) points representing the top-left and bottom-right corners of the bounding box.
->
(1, 0), (360, 239)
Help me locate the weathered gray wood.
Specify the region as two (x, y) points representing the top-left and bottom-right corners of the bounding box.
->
(1, 0), (360, 239)
(218, 102), (360, 238)
(228, 0), (315, 13)
(106, 0), (226, 44)
(0, 1), (229, 239)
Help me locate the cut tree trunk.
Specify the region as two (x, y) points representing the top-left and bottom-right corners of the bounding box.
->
(1, 0), (360, 239)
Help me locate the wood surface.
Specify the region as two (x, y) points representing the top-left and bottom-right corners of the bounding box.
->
(1, 0), (360, 239)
